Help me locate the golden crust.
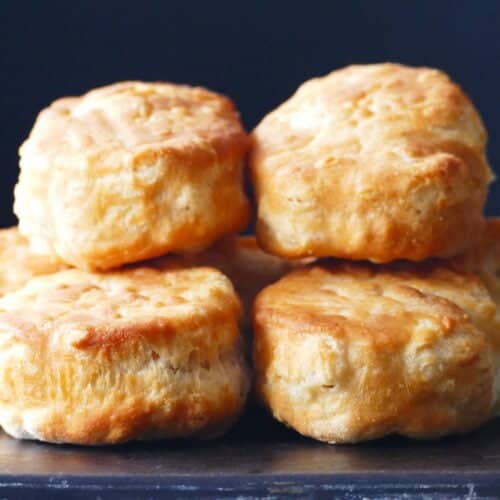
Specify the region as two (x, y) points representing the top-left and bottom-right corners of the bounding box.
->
(149, 236), (309, 370)
(250, 63), (492, 262)
(0, 227), (69, 295)
(15, 81), (250, 270)
(177, 236), (307, 330)
(253, 262), (495, 443)
(0, 262), (249, 444)
(190, 236), (294, 311)
(449, 218), (500, 410)
(448, 218), (500, 336)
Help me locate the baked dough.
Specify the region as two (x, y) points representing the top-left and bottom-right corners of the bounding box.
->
(0, 262), (249, 444)
(15, 81), (250, 270)
(253, 262), (495, 443)
(449, 218), (500, 409)
(250, 63), (492, 262)
(450, 218), (500, 304)
(448, 218), (500, 338)
(176, 236), (305, 331)
(0, 226), (68, 295)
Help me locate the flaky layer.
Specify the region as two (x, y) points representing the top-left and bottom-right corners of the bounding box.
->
(15, 81), (250, 270)
(0, 263), (249, 444)
(253, 262), (495, 443)
(250, 63), (492, 262)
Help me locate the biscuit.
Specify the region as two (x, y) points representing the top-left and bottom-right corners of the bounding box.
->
(173, 236), (306, 331)
(450, 218), (500, 303)
(253, 262), (495, 443)
(250, 63), (492, 262)
(0, 227), (68, 295)
(15, 81), (250, 270)
(0, 263), (249, 445)
(449, 218), (500, 408)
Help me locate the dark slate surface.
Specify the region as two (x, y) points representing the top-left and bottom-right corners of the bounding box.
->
(0, 407), (498, 499)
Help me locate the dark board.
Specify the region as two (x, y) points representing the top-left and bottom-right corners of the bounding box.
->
(0, 407), (498, 499)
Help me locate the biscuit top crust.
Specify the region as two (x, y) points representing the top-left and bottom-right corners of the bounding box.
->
(253, 63), (488, 166)
(0, 263), (241, 349)
(0, 227), (68, 295)
(249, 63), (492, 262)
(20, 81), (248, 166)
(255, 262), (496, 345)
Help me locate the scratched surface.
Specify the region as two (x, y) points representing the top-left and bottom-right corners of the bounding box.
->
(0, 408), (498, 498)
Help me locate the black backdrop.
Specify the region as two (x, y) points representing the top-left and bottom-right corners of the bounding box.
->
(1, 1), (499, 227)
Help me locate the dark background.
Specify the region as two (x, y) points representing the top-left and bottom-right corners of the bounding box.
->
(1, 1), (499, 227)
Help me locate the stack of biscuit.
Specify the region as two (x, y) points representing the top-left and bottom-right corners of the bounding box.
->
(0, 63), (498, 446)
(250, 63), (499, 443)
(0, 82), (260, 445)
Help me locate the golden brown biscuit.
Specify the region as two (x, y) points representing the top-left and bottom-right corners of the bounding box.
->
(449, 218), (500, 408)
(174, 236), (308, 331)
(191, 236), (294, 315)
(0, 263), (249, 445)
(253, 262), (495, 443)
(250, 63), (492, 262)
(15, 81), (250, 270)
(0, 227), (68, 295)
